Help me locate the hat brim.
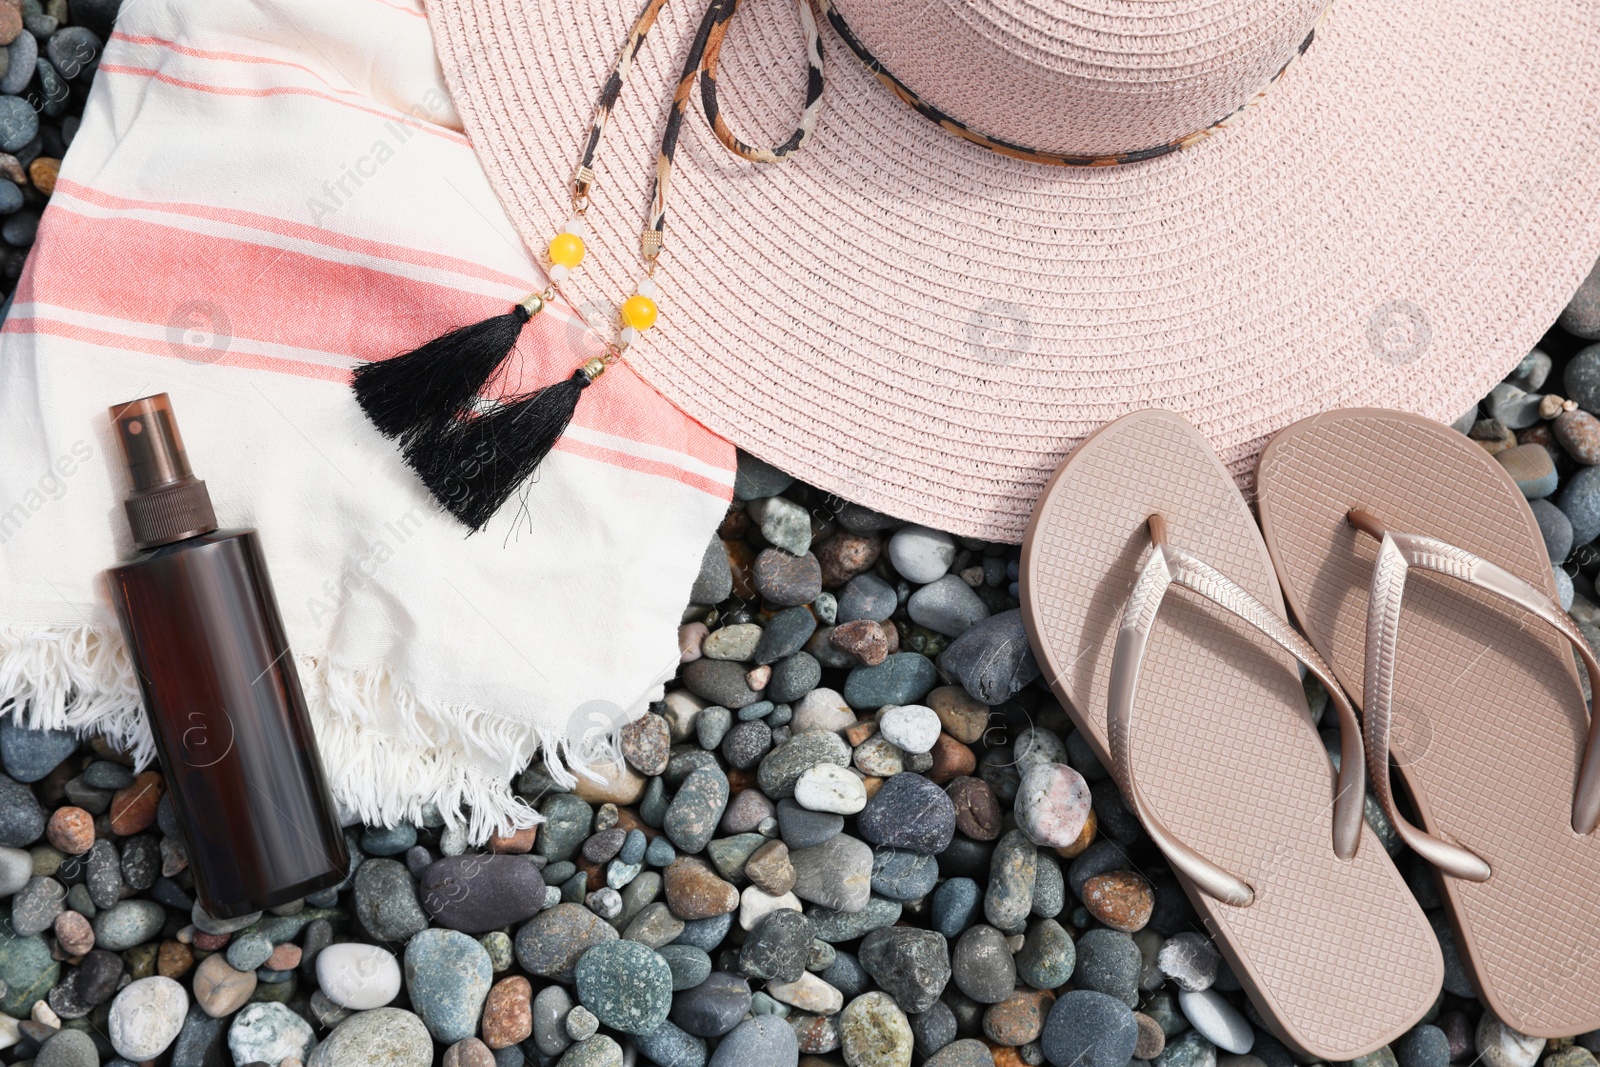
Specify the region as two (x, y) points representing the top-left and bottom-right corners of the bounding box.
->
(428, 0), (1600, 541)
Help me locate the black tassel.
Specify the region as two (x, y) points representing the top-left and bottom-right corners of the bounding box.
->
(406, 366), (598, 531)
(351, 302), (534, 441)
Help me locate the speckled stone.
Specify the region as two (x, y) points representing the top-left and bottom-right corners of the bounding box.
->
(789, 832), (875, 912)
(754, 550), (824, 607)
(859, 926), (951, 1014)
(870, 848), (940, 902)
(674, 971), (754, 1037)
(404, 928), (493, 1044)
(952, 924), (1015, 1004)
(984, 987), (1053, 1046)
(1015, 763), (1091, 848)
(1475, 1013), (1545, 1067)
(515, 903), (620, 982)
(984, 830), (1038, 934)
(756, 607), (820, 665)
(1156, 1030), (1218, 1067)
(1017, 918), (1076, 991)
(841, 991), (915, 1067)
(1082, 871), (1154, 933)
(808, 897), (903, 943)
(1073, 929), (1142, 1007)
(636, 1019), (710, 1067)
(574, 940), (672, 1035)
(759, 733), (853, 799)
(684, 659), (766, 710)
(710, 1014), (800, 1067)
(845, 654), (940, 711)
(858, 773), (955, 855)
(927, 1038), (997, 1067)
(1042, 990), (1138, 1067)
(665, 766), (731, 854)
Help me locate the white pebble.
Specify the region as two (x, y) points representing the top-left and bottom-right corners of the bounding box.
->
(108, 976), (188, 1061)
(766, 972), (844, 1015)
(315, 942), (402, 1010)
(791, 688), (857, 734)
(877, 705), (941, 754)
(739, 884), (802, 930)
(1179, 988), (1255, 1054)
(567, 1005), (601, 1041)
(887, 525), (957, 584)
(793, 763), (867, 814)
(1476, 1014), (1545, 1067)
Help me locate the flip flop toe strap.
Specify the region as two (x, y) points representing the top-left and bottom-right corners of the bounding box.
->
(1108, 517), (1368, 908)
(1351, 509), (1600, 880)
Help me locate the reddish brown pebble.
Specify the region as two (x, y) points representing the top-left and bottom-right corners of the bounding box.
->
(815, 531), (881, 587)
(53, 911), (94, 956)
(861, 776), (884, 799)
(444, 1037), (497, 1067)
(481, 975), (533, 1049)
(265, 943), (301, 971)
(983, 988), (1054, 1046)
(0, 5), (20, 46)
(46, 807), (94, 855)
(662, 857), (739, 920)
(927, 733), (977, 784)
(725, 768), (757, 794)
(990, 1041), (1026, 1067)
(726, 540), (757, 601)
(946, 777), (1002, 841)
(1054, 809), (1097, 859)
(793, 1014), (840, 1054)
(27, 158), (58, 196)
(619, 712), (671, 776)
(843, 719), (877, 747)
(1133, 1012), (1166, 1059)
(158, 939), (195, 978)
(488, 826), (538, 854)
(831, 620), (890, 666)
(718, 508), (750, 541)
(1082, 870), (1155, 932)
(110, 772), (164, 835)
(192, 930), (231, 951)
(744, 839), (795, 897)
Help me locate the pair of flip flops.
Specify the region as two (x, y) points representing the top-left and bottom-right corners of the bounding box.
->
(1021, 408), (1600, 1059)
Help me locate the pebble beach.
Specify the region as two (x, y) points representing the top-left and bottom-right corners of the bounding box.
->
(9, 6), (1600, 1067)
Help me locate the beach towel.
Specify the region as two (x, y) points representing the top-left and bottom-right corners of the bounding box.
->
(0, 0), (735, 840)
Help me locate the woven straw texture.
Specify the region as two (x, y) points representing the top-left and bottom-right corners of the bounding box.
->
(427, 0), (1600, 542)
(1258, 409), (1600, 1038)
(1021, 410), (1439, 1059)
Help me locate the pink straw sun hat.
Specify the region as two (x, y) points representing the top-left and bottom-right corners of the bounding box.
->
(424, 0), (1600, 541)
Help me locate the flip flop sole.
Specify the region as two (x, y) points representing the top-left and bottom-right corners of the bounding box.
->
(1022, 409), (1441, 1060)
(1258, 407), (1600, 1038)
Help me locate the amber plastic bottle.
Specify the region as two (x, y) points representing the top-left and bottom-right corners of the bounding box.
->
(106, 394), (347, 917)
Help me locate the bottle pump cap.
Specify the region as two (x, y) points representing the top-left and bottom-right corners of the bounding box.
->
(110, 393), (218, 549)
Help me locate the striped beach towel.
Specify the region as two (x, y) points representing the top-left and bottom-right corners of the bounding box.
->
(0, 0), (735, 839)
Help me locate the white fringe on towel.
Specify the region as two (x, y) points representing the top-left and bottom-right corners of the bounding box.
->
(0, 622), (639, 842)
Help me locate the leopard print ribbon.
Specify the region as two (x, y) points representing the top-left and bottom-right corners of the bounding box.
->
(571, 0), (1320, 263)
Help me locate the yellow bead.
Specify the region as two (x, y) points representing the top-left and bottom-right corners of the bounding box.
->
(621, 294), (658, 331)
(548, 232), (586, 269)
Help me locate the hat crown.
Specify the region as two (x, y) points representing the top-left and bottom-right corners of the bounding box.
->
(831, 0), (1325, 157)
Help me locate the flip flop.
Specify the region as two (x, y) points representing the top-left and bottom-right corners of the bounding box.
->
(1256, 407), (1600, 1038)
(1020, 409), (1442, 1060)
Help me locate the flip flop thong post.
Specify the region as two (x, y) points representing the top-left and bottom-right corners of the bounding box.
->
(1022, 409), (1441, 1060)
(1257, 408), (1600, 1038)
